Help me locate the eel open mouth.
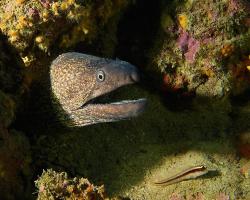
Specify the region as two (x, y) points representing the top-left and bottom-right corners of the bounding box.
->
(50, 52), (147, 126)
(79, 87), (147, 123)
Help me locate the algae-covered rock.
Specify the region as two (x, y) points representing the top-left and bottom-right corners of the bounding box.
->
(0, 30), (31, 200)
(0, 0), (132, 67)
(35, 169), (112, 200)
(0, 34), (25, 127)
(151, 0), (250, 98)
(0, 0), (249, 199)
(0, 129), (31, 200)
(0, 34), (23, 93)
(0, 91), (16, 127)
(31, 84), (238, 199)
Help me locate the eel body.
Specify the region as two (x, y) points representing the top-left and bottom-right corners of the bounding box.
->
(50, 52), (147, 126)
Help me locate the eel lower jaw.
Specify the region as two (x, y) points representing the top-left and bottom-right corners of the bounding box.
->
(82, 98), (147, 120)
(109, 98), (146, 105)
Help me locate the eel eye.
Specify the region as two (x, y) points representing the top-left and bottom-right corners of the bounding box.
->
(97, 70), (105, 82)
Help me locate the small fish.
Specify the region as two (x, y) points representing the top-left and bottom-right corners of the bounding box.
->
(153, 165), (210, 186)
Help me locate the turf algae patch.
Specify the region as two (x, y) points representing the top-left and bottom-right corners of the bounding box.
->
(122, 143), (241, 200)
(32, 85), (248, 199)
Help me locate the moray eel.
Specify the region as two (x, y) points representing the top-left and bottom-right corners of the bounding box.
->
(50, 52), (147, 126)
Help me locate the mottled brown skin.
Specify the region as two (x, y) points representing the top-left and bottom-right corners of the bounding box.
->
(50, 52), (146, 126)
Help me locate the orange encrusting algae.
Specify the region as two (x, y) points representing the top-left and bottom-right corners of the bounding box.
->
(221, 44), (234, 57)
(178, 13), (188, 30)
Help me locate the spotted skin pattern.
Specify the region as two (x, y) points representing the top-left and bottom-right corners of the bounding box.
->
(50, 52), (147, 126)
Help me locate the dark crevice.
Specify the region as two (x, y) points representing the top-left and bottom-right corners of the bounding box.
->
(115, 0), (162, 68)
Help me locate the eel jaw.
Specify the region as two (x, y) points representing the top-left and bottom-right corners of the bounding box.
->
(86, 98), (147, 118)
(71, 98), (147, 126)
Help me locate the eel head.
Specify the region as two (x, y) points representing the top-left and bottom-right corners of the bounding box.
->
(50, 52), (147, 126)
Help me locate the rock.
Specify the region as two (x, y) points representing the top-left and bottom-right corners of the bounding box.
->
(150, 0), (250, 98)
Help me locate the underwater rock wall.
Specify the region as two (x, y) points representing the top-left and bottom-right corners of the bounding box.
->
(0, 0), (131, 69)
(35, 169), (106, 200)
(150, 0), (250, 98)
(0, 0), (249, 199)
(0, 35), (31, 200)
(0, 1), (137, 199)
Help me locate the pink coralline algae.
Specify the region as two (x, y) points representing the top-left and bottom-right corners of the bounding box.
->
(169, 193), (185, 200)
(177, 31), (200, 63)
(229, 0), (241, 13)
(40, 0), (51, 8)
(215, 193), (230, 200)
(177, 30), (189, 52)
(28, 8), (40, 19)
(184, 37), (200, 63)
(202, 37), (214, 44)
